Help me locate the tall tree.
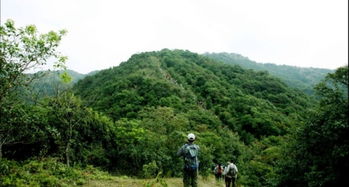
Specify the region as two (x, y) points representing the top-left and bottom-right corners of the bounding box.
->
(46, 92), (85, 167)
(0, 20), (66, 158)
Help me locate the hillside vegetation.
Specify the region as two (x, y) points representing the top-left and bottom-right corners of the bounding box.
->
(71, 49), (313, 186)
(75, 49), (311, 140)
(1, 25), (347, 187)
(204, 52), (333, 95)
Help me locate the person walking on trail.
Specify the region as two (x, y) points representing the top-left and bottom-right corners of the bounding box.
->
(177, 133), (200, 187)
(223, 160), (238, 187)
(214, 163), (223, 181)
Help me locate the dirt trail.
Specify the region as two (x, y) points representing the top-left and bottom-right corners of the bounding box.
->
(84, 176), (226, 187)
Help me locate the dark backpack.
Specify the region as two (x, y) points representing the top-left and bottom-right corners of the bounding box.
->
(184, 144), (199, 171)
(227, 164), (238, 178)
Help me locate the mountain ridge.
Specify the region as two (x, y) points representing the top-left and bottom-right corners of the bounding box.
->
(203, 52), (333, 95)
(73, 49), (312, 143)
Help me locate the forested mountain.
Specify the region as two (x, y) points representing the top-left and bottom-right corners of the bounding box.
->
(74, 49), (311, 141)
(204, 52), (333, 95)
(2, 49), (347, 186)
(3, 18), (346, 186)
(70, 49), (314, 185)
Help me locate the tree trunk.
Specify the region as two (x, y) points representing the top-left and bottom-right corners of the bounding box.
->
(65, 120), (73, 167)
(65, 141), (70, 167)
(0, 143), (3, 159)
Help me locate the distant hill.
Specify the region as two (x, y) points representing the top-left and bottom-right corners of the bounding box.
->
(24, 69), (87, 99)
(85, 70), (100, 77)
(74, 49), (312, 143)
(203, 52), (333, 95)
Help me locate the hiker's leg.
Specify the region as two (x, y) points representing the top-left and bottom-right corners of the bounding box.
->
(189, 170), (198, 187)
(232, 177), (236, 187)
(225, 177), (231, 187)
(183, 169), (190, 187)
(229, 177), (233, 187)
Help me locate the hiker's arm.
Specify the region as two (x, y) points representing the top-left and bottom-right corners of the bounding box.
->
(177, 145), (184, 156)
(223, 165), (229, 175)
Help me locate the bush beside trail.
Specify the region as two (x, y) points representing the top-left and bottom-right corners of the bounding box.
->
(0, 158), (231, 187)
(0, 158), (112, 186)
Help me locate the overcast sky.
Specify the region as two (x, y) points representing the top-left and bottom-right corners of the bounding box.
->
(2, 0), (348, 74)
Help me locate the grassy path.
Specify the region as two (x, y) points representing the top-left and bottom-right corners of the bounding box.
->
(83, 176), (226, 187)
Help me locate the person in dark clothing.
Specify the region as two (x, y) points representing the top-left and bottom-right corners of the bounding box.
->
(223, 160), (238, 187)
(177, 133), (200, 187)
(214, 164), (223, 181)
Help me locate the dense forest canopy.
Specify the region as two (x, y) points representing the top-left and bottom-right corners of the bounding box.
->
(204, 52), (333, 95)
(1, 21), (347, 186)
(74, 49), (311, 143)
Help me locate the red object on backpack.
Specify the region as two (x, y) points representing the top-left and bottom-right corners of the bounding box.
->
(217, 166), (222, 174)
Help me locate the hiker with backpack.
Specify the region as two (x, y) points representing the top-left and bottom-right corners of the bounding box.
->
(177, 133), (200, 187)
(223, 160), (238, 187)
(214, 163), (223, 181)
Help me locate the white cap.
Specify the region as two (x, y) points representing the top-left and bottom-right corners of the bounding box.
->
(187, 133), (195, 141)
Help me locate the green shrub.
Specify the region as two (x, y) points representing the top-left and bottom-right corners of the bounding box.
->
(0, 158), (112, 186)
(143, 161), (159, 178)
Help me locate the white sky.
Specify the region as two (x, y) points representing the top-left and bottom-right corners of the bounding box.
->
(1, 0), (348, 74)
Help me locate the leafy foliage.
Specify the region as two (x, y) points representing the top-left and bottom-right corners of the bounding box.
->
(1, 22), (344, 186)
(74, 50), (311, 142)
(0, 158), (112, 186)
(0, 19), (67, 104)
(204, 52), (333, 95)
(276, 66), (348, 186)
(0, 20), (66, 159)
(71, 49), (314, 184)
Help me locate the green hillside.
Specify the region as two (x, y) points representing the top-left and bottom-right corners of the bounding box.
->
(70, 49), (313, 185)
(74, 49), (311, 142)
(23, 69), (86, 98)
(204, 52), (333, 95)
(2, 49), (347, 186)
(3, 19), (346, 186)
